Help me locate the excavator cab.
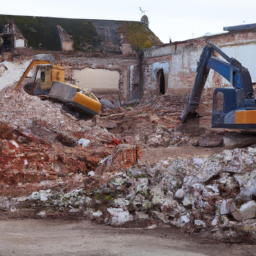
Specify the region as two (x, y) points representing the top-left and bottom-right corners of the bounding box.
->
(14, 54), (101, 116)
(24, 65), (65, 96)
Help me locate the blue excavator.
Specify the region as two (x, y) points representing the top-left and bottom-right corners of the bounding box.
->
(181, 41), (256, 129)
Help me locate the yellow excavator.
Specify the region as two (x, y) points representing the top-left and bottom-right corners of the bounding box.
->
(14, 54), (101, 116)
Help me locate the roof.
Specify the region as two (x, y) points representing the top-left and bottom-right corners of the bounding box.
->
(0, 15), (162, 53)
(223, 23), (256, 32)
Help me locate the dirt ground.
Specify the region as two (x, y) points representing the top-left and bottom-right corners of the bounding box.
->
(0, 219), (256, 256)
(141, 146), (231, 165)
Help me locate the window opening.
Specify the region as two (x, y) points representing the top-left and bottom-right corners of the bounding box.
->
(41, 71), (45, 82)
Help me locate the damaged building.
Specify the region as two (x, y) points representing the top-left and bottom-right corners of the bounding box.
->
(3, 14), (256, 244)
(142, 24), (256, 99)
(0, 15), (162, 104)
(1, 15), (256, 105)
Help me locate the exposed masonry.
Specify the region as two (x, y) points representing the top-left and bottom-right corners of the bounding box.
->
(142, 30), (256, 98)
(1, 19), (256, 104)
(59, 56), (140, 104)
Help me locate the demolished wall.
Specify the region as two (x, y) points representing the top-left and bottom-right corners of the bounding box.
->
(142, 30), (256, 98)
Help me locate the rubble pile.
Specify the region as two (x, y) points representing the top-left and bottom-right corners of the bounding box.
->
(2, 84), (256, 242)
(97, 94), (193, 147)
(1, 147), (256, 241)
(0, 87), (142, 196)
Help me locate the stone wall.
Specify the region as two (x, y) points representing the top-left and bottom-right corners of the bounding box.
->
(58, 55), (140, 104)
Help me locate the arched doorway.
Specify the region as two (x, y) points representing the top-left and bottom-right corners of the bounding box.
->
(158, 69), (165, 95)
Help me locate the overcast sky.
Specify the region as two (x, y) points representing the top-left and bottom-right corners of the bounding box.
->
(1, 0), (256, 43)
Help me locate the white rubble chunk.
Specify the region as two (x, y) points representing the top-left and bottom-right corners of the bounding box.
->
(194, 220), (206, 228)
(147, 224), (157, 229)
(78, 138), (90, 148)
(39, 189), (52, 201)
(85, 197), (92, 204)
(220, 216), (229, 227)
(37, 211), (46, 218)
(223, 150), (233, 162)
(16, 196), (27, 202)
(88, 171), (95, 177)
(211, 216), (219, 226)
(11, 140), (19, 148)
(69, 208), (79, 213)
(193, 157), (205, 165)
(107, 207), (131, 225)
(219, 199), (237, 215)
(28, 191), (40, 200)
(113, 198), (129, 208)
(0, 60), (33, 91)
(206, 184), (219, 195)
(237, 170), (256, 198)
(176, 215), (190, 227)
(232, 200), (256, 221)
(136, 178), (148, 193)
(151, 186), (166, 205)
(182, 194), (197, 206)
(92, 210), (103, 217)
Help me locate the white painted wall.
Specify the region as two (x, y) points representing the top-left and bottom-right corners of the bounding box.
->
(73, 68), (119, 90)
(221, 43), (256, 82)
(14, 38), (25, 48)
(0, 60), (33, 91)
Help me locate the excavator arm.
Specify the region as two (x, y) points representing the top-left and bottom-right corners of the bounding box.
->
(13, 60), (51, 91)
(180, 41), (255, 128)
(13, 54), (56, 91)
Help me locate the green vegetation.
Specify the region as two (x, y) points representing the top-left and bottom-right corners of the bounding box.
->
(0, 15), (162, 53)
(104, 195), (113, 202)
(0, 15), (99, 51)
(118, 21), (162, 51)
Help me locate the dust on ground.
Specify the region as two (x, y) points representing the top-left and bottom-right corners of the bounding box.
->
(0, 219), (255, 256)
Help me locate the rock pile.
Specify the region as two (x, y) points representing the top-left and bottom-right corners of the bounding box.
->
(1, 146), (256, 241)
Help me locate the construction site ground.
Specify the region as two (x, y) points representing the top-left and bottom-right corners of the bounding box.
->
(1, 219), (256, 256)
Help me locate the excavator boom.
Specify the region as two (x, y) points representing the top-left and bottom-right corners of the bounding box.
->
(13, 59), (51, 91)
(13, 54), (56, 91)
(180, 41), (256, 129)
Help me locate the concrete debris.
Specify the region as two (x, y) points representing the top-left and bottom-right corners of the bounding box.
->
(92, 210), (103, 217)
(175, 189), (185, 199)
(107, 208), (132, 225)
(194, 220), (206, 228)
(78, 138), (90, 147)
(2, 83), (256, 242)
(88, 171), (95, 176)
(198, 135), (223, 147)
(99, 99), (116, 109)
(0, 144), (256, 240)
(223, 133), (256, 148)
(232, 201), (256, 221)
(219, 199), (236, 215)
